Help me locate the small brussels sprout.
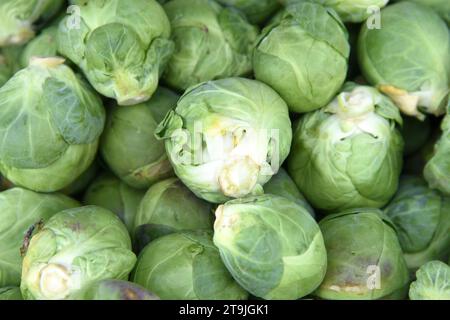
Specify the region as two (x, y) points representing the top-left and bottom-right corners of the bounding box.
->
(213, 195), (327, 300)
(73, 280), (159, 301)
(0, 57), (105, 193)
(0, 0), (64, 47)
(315, 209), (410, 300)
(156, 77), (292, 203)
(100, 87), (178, 189)
(83, 173), (145, 233)
(58, 0), (174, 105)
(20, 25), (58, 68)
(283, 0), (389, 23)
(358, 2), (450, 119)
(424, 106), (450, 196)
(409, 261), (450, 300)
(60, 161), (99, 196)
(132, 231), (248, 300)
(395, 0), (450, 25)
(288, 83), (404, 212)
(402, 116), (432, 156)
(216, 0), (281, 24)
(162, 0), (259, 91)
(384, 176), (450, 271)
(263, 168), (315, 217)
(253, 2), (350, 113)
(0, 188), (79, 287)
(0, 287), (23, 300)
(133, 178), (213, 251)
(20, 206), (137, 300)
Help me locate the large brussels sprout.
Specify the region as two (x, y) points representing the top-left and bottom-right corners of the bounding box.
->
(162, 0), (258, 91)
(100, 87), (178, 189)
(283, 0), (389, 23)
(132, 231), (248, 300)
(409, 261), (450, 300)
(73, 280), (159, 300)
(20, 206), (137, 300)
(0, 57), (105, 193)
(83, 173), (145, 233)
(288, 83), (404, 212)
(358, 2), (450, 119)
(315, 209), (410, 300)
(0, 188), (79, 287)
(58, 0), (174, 105)
(395, 0), (450, 25)
(213, 195), (327, 300)
(216, 0), (281, 24)
(0, 0), (64, 47)
(133, 178), (213, 251)
(20, 25), (58, 68)
(156, 78), (292, 203)
(384, 176), (450, 270)
(253, 2), (350, 113)
(263, 167), (314, 217)
(0, 287), (23, 300)
(424, 105), (450, 195)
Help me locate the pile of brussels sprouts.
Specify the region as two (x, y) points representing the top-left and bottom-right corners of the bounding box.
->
(0, 0), (449, 301)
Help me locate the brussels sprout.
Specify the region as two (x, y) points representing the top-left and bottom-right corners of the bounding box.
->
(60, 161), (99, 196)
(20, 206), (137, 300)
(424, 105), (450, 196)
(133, 178), (213, 251)
(358, 2), (450, 119)
(395, 0), (450, 25)
(0, 287), (23, 300)
(283, 0), (389, 23)
(0, 0), (64, 47)
(263, 167), (315, 217)
(156, 77), (292, 203)
(19, 25), (58, 68)
(73, 280), (159, 300)
(253, 2), (350, 113)
(384, 176), (450, 271)
(216, 0), (281, 24)
(0, 57), (105, 193)
(409, 261), (450, 300)
(288, 83), (404, 212)
(213, 195), (327, 300)
(402, 116), (431, 156)
(315, 209), (410, 300)
(162, 0), (258, 91)
(0, 188), (79, 287)
(83, 173), (145, 233)
(58, 0), (174, 106)
(132, 231), (248, 300)
(100, 87), (178, 189)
